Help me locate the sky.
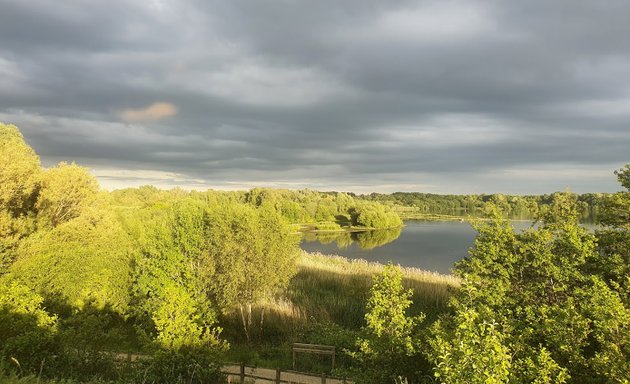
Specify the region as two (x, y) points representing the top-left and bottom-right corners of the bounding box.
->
(1, 0), (629, 194)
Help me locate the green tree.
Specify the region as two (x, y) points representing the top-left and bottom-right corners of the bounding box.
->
(0, 123), (41, 273)
(588, 164), (630, 381)
(353, 265), (426, 383)
(36, 162), (99, 227)
(153, 284), (223, 350)
(581, 278), (630, 381)
(9, 206), (134, 313)
(205, 203), (299, 341)
(130, 199), (222, 347)
(428, 192), (626, 383)
(353, 203), (403, 229)
(0, 210), (36, 274)
(429, 307), (513, 384)
(0, 123), (40, 216)
(615, 164), (630, 190)
(594, 165), (630, 296)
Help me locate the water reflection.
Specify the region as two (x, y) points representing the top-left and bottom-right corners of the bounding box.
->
(302, 227), (402, 250)
(300, 220), (597, 275)
(300, 221), (477, 274)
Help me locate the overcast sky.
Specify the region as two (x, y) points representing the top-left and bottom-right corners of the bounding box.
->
(1, 0), (628, 194)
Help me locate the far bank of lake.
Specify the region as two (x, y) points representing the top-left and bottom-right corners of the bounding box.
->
(300, 220), (542, 275)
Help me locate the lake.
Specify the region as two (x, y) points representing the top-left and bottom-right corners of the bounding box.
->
(300, 220), (537, 275)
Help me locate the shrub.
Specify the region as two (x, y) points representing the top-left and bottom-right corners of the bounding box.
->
(132, 347), (224, 384)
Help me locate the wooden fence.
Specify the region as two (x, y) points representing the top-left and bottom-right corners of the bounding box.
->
(113, 351), (352, 383)
(223, 363), (352, 384)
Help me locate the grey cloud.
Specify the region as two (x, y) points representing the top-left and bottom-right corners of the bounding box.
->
(0, 0), (628, 194)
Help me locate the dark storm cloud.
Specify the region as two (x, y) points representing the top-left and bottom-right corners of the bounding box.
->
(0, 0), (628, 193)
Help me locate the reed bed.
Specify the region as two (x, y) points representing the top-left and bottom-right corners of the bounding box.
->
(299, 251), (459, 285)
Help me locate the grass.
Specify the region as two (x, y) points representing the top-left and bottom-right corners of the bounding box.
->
(293, 252), (459, 324)
(221, 251), (459, 369)
(396, 212), (468, 221)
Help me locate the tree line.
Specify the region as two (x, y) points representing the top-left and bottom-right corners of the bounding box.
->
(1, 122), (628, 383)
(360, 191), (605, 222)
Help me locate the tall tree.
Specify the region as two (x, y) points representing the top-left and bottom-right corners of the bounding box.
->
(36, 162), (99, 227)
(0, 123), (40, 216)
(205, 204), (299, 341)
(0, 123), (41, 273)
(131, 199), (221, 347)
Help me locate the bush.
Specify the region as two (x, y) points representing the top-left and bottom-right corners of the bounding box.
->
(352, 204), (402, 229)
(0, 281), (60, 375)
(132, 347), (224, 384)
(351, 265), (429, 383)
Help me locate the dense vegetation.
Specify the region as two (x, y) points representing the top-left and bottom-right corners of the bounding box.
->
(0, 123), (408, 383)
(427, 182), (630, 383)
(1, 122), (628, 383)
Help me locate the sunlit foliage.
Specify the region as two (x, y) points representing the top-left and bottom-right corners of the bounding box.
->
(0, 123), (40, 216)
(10, 206), (134, 313)
(205, 204), (299, 340)
(428, 172), (630, 383)
(352, 265), (427, 383)
(0, 124), (40, 273)
(1, 122), (627, 384)
(36, 162), (99, 227)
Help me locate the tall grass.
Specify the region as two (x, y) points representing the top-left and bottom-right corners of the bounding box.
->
(221, 251), (459, 345)
(293, 252), (459, 326)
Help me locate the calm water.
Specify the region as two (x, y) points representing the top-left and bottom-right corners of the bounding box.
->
(300, 220), (536, 275)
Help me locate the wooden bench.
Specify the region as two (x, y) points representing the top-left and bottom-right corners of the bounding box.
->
(292, 343), (336, 370)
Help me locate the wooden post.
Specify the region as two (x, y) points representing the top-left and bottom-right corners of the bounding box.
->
(321, 372), (326, 384)
(275, 368), (281, 384)
(331, 350), (335, 370)
(240, 362), (245, 383)
(292, 349), (296, 369)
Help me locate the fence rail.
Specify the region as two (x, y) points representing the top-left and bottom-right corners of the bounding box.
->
(223, 362), (352, 384)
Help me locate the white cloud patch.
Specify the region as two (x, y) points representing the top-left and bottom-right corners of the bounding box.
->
(494, 164), (620, 181)
(382, 114), (512, 147)
(92, 168), (208, 190)
(336, 1), (496, 45)
(376, 2), (495, 41)
(556, 98), (630, 118)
